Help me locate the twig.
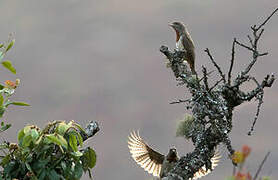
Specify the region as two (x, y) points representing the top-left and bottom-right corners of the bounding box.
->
(255, 7), (278, 30)
(208, 78), (224, 92)
(228, 39), (236, 85)
(259, 52), (268, 57)
(198, 70), (214, 83)
(81, 121), (100, 141)
(159, 7), (277, 180)
(249, 76), (260, 86)
(238, 74), (274, 102)
(247, 35), (254, 46)
(233, 8), (278, 87)
(253, 151), (271, 180)
(257, 29), (265, 39)
(204, 48), (226, 83)
(247, 92), (263, 136)
(202, 66), (209, 91)
(170, 99), (190, 104)
(235, 39), (255, 52)
(232, 165), (236, 175)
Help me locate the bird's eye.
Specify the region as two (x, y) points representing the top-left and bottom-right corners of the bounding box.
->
(171, 148), (176, 152)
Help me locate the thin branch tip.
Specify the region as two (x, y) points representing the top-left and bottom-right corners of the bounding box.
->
(158, 8), (276, 179)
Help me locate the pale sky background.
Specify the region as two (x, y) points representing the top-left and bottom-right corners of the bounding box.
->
(0, 0), (277, 179)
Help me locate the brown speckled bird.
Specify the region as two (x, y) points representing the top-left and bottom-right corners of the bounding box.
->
(128, 131), (220, 179)
(169, 22), (196, 75)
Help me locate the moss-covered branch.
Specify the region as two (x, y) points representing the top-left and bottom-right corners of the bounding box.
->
(160, 7), (277, 180)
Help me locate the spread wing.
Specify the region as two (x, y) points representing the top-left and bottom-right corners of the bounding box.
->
(128, 131), (165, 177)
(191, 149), (221, 180)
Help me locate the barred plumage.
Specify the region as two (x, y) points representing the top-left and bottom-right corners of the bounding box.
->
(128, 131), (221, 179)
(128, 131), (164, 177)
(192, 149), (221, 179)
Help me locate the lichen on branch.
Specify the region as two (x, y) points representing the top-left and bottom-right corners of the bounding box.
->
(160, 7), (277, 180)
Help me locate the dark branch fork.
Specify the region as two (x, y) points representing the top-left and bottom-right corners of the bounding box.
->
(80, 121), (100, 141)
(159, 7), (277, 180)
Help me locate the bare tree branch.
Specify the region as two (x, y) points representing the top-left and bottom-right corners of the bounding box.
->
(80, 121), (100, 141)
(255, 7), (278, 30)
(253, 151), (271, 180)
(228, 39), (236, 85)
(204, 48), (226, 83)
(202, 66), (209, 91)
(159, 7), (277, 180)
(234, 39), (254, 52)
(170, 99), (191, 105)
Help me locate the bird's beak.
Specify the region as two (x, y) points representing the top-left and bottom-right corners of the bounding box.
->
(168, 22), (174, 27)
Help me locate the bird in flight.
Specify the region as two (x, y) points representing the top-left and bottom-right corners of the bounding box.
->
(128, 131), (220, 179)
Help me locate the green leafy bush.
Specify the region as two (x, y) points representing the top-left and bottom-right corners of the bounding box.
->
(1, 120), (96, 180)
(0, 37), (29, 133)
(0, 37), (97, 180)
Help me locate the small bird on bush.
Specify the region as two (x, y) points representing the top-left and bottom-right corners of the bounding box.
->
(169, 22), (196, 75)
(128, 131), (220, 179)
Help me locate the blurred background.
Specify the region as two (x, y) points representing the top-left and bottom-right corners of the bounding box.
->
(0, 0), (277, 179)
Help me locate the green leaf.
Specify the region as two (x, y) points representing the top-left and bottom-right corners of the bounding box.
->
(0, 94), (4, 106)
(5, 39), (15, 52)
(30, 129), (39, 141)
(46, 134), (68, 149)
(23, 125), (32, 134)
(75, 131), (83, 147)
(2, 60), (16, 74)
(0, 51), (3, 61)
(30, 176), (38, 180)
(0, 84), (4, 90)
(88, 148), (97, 168)
(56, 122), (70, 135)
(57, 134), (68, 149)
(45, 134), (60, 144)
(2, 89), (15, 96)
(32, 158), (50, 172)
(38, 169), (47, 180)
(8, 101), (30, 106)
(74, 151), (83, 156)
(0, 107), (6, 118)
(73, 122), (86, 134)
(0, 43), (4, 48)
(21, 134), (33, 147)
(35, 135), (43, 145)
(0, 143), (9, 150)
(3, 160), (18, 177)
(48, 169), (60, 180)
(82, 147), (97, 169)
(69, 133), (78, 152)
(60, 161), (67, 171)
(18, 128), (25, 142)
(64, 162), (74, 178)
(1, 155), (11, 166)
(25, 162), (32, 172)
(0, 123), (11, 133)
(73, 162), (83, 179)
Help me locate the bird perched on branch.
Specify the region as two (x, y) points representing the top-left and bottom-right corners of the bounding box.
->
(169, 22), (196, 75)
(128, 131), (220, 179)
